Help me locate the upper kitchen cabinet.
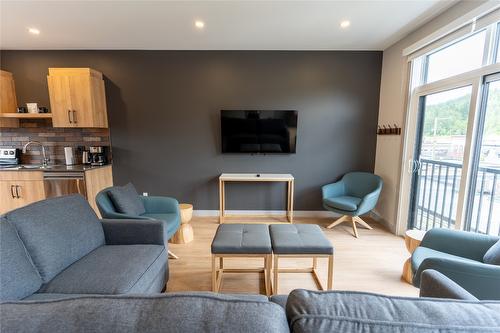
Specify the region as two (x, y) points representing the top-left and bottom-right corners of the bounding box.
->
(47, 68), (108, 128)
(0, 70), (20, 127)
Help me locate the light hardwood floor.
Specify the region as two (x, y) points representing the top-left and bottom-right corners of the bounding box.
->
(167, 216), (419, 297)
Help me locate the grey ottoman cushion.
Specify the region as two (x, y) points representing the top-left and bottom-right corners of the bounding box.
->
(39, 245), (166, 294)
(0, 218), (42, 301)
(270, 224), (333, 254)
(4, 195), (105, 282)
(286, 289), (500, 333)
(211, 224), (272, 254)
(108, 183), (146, 216)
(484, 239), (500, 265)
(1, 293), (289, 333)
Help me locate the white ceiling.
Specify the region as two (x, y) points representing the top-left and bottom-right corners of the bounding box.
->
(0, 0), (455, 51)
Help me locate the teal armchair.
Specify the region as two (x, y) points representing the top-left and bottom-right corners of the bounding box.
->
(322, 172), (382, 238)
(412, 228), (500, 300)
(96, 187), (181, 258)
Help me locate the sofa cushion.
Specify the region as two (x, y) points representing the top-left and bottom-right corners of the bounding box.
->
(286, 289), (500, 333)
(108, 183), (145, 216)
(411, 246), (479, 273)
(0, 218), (42, 301)
(323, 195), (361, 212)
(39, 245), (166, 294)
(484, 240), (500, 265)
(1, 293), (289, 333)
(4, 195), (105, 283)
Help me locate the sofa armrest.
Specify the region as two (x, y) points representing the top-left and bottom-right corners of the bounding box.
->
(321, 181), (345, 200)
(420, 228), (498, 261)
(419, 269), (478, 301)
(414, 257), (500, 300)
(140, 196), (179, 214)
(101, 219), (165, 246)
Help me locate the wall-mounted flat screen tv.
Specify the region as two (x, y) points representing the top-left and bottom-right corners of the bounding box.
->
(221, 110), (298, 154)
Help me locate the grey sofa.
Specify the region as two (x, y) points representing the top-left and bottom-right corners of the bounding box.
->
(1, 270), (500, 332)
(0, 195), (167, 301)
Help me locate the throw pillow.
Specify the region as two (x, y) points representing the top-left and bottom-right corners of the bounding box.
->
(108, 183), (145, 216)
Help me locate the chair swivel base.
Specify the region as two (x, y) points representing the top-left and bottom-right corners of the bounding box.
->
(168, 250), (179, 259)
(326, 215), (372, 238)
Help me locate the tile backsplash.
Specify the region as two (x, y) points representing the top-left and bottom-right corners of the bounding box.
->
(0, 120), (111, 165)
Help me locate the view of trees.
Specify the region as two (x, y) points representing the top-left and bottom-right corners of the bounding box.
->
(422, 86), (500, 137)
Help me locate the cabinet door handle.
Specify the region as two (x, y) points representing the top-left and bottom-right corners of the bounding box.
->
(72, 110), (77, 124)
(68, 110), (73, 124)
(10, 185), (16, 199)
(15, 185), (21, 199)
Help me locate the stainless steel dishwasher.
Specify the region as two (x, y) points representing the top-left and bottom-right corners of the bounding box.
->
(43, 171), (87, 198)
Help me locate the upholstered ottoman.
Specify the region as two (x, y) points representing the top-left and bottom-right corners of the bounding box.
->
(211, 224), (272, 296)
(269, 224), (334, 294)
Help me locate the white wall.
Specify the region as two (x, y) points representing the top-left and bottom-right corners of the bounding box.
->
(373, 0), (488, 234)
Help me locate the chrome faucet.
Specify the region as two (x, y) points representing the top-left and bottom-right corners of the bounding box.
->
(22, 141), (50, 167)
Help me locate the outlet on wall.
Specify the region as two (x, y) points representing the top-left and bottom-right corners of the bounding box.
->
(143, 192), (148, 197)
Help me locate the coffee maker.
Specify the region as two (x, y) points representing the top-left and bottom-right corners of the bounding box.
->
(89, 146), (108, 166)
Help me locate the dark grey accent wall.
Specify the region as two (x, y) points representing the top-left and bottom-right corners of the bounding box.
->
(1, 51), (382, 210)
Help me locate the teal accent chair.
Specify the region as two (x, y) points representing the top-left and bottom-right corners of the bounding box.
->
(96, 187), (181, 259)
(412, 228), (500, 300)
(322, 172), (383, 238)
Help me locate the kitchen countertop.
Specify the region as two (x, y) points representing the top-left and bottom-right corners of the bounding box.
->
(0, 164), (111, 172)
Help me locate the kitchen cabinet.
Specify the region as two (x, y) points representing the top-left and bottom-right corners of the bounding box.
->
(47, 68), (108, 128)
(0, 171), (45, 213)
(0, 70), (20, 128)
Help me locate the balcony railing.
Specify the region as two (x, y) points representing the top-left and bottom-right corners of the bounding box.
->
(412, 159), (500, 236)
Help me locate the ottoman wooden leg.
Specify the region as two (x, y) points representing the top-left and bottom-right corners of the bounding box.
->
(264, 255), (271, 296)
(273, 255), (279, 295)
(327, 254), (334, 290)
(212, 254), (217, 292)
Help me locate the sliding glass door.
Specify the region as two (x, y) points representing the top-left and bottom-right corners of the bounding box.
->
(465, 75), (500, 236)
(408, 86), (473, 230)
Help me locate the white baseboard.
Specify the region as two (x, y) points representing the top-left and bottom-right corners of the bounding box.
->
(193, 210), (339, 218)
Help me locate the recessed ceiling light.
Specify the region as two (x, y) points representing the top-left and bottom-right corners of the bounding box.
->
(340, 20), (351, 29)
(195, 20), (205, 29)
(28, 27), (40, 35)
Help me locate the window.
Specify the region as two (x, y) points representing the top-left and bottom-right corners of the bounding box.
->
(401, 18), (500, 236)
(496, 23), (500, 63)
(425, 30), (487, 83)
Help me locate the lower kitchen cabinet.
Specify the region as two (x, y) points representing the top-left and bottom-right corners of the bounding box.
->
(0, 180), (46, 213)
(0, 166), (113, 215)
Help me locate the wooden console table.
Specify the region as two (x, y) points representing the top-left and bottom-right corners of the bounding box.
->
(219, 173), (294, 224)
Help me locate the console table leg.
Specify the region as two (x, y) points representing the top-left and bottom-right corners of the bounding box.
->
(289, 180), (294, 223)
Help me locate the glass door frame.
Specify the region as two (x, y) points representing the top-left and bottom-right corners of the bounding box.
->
(396, 63), (500, 235)
(464, 72), (500, 232)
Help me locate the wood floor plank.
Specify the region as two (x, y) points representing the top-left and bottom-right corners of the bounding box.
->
(167, 216), (418, 297)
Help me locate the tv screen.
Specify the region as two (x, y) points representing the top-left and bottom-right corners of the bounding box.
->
(221, 110), (298, 154)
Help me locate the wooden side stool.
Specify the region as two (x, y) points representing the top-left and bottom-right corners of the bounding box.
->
(211, 224), (272, 296)
(269, 224), (334, 295)
(402, 229), (426, 284)
(172, 203), (194, 244)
